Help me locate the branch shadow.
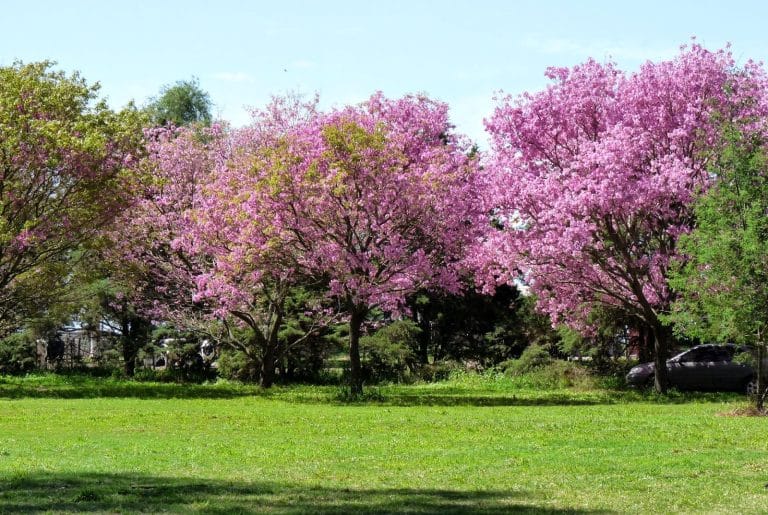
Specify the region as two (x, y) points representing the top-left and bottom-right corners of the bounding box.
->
(0, 379), (258, 400)
(0, 375), (744, 406)
(0, 472), (611, 514)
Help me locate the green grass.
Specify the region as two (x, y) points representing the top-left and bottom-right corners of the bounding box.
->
(0, 373), (766, 513)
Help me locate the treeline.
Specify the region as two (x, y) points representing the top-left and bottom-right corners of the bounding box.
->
(1, 43), (767, 397)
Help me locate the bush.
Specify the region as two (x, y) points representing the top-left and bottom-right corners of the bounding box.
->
(360, 320), (420, 382)
(0, 332), (39, 375)
(215, 347), (259, 383)
(522, 361), (595, 389)
(500, 344), (552, 376)
(417, 360), (464, 382)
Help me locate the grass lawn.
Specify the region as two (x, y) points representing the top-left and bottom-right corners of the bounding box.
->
(0, 373), (766, 513)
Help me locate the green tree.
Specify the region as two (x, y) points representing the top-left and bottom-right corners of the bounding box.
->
(669, 127), (768, 409)
(147, 77), (212, 127)
(0, 61), (143, 338)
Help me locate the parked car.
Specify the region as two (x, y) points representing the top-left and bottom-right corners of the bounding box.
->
(626, 344), (758, 392)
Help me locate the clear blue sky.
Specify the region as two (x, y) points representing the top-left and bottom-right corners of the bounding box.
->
(2, 0), (766, 146)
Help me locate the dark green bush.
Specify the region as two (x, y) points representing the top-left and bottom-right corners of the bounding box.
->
(500, 343), (552, 376)
(0, 332), (39, 375)
(360, 320), (420, 382)
(216, 347), (259, 382)
(417, 360), (464, 382)
(523, 361), (595, 389)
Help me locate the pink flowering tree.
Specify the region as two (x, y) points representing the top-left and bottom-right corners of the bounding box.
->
(222, 94), (482, 394)
(114, 94), (480, 392)
(202, 93), (483, 394)
(477, 44), (767, 391)
(110, 95), (331, 386)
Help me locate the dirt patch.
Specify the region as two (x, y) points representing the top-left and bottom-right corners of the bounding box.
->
(717, 405), (768, 417)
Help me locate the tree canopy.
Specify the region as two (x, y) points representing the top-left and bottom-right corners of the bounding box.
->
(474, 44), (768, 391)
(147, 77), (212, 127)
(0, 61), (143, 336)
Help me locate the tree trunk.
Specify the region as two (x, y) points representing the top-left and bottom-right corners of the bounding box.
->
(122, 339), (137, 377)
(415, 309), (430, 365)
(756, 341), (765, 411)
(348, 307), (366, 395)
(121, 317), (137, 377)
(260, 344), (276, 388)
(652, 322), (670, 394)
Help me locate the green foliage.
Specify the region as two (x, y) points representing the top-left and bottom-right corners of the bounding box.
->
(148, 327), (214, 383)
(0, 61), (145, 337)
(146, 77), (212, 127)
(360, 320), (420, 382)
(216, 346), (259, 382)
(0, 332), (38, 375)
(278, 286), (339, 382)
(417, 360), (464, 382)
(669, 127), (768, 344)
(410, 285), (560, 368)
(500, 343), (552, 376)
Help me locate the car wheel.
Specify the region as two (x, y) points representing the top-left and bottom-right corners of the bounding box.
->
(745, 378), (759, 396)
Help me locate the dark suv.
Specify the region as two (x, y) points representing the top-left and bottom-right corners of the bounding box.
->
(626, 344), (756, 392)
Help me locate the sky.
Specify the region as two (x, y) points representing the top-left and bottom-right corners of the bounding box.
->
(2, 0), (767, 147)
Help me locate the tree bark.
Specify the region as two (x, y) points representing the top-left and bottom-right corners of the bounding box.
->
(121, 318), (137, 377)
(260, 344), (276, 388)
(756, 341), (765, 411)
(415, 308), (430, 365)
(348, 307), (366, 395)
(259, 310), (283, 389)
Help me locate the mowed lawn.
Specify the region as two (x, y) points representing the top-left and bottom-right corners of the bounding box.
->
(0, 376), (766, 513)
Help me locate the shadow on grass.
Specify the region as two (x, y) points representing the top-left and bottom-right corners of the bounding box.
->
(0, 472), (610, 514)
(0, 379), (258, 400)
(369, 391), (744, 407)
(0, 374), (745, 407)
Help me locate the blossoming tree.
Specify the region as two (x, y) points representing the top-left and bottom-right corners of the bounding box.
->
(115, 93), (481, 392)
(477, 44), (767, 391)
(203, 93), (483, 393)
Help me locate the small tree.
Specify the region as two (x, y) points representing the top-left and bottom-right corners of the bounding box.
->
(147, 77), (212, 127)
(669, 127), (768, 409)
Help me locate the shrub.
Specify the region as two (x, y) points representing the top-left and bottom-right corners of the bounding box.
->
(417, 360), (464, 382)
(216, 347), (259, 383)
(501, 343), (552, 376)
(0, 332), (39, 375)
(523, 361), (595, 389)
(360, 320), (420, 382)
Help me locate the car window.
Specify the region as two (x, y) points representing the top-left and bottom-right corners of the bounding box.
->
(679, 347), (729, 362)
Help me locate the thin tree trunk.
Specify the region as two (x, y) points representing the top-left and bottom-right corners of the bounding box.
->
(348, 307), (365, 395)
(756, 340), (765, 411)
(416, 309), (430, 365)
(121, 317), (137, 377)
(638, 324), (653, 363)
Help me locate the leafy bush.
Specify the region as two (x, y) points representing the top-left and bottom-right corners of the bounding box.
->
(417, 360), (464, 382)
(0, 332), (39, 375)
(522, 361), (595, 389)
(216, 347), (259, 383)
(360, 320), (420, 382)
(500, 344), (552, 376)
